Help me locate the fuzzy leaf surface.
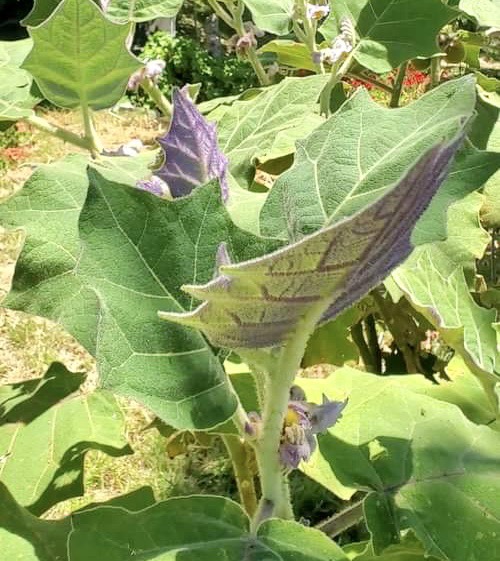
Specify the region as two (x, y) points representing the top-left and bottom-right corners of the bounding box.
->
(67, 496), (348, 560)
(393, 194), (498, 378)
(0, 363), (129, 515)
(160, 136), (463, 348)
(261, 77), (498, 246)
(215, 75), (327, 189)
(321, 0), (457, 72)
(22, 0), (141, 110)
(298, 368), (500, 561)
(0, 156), (276, 429)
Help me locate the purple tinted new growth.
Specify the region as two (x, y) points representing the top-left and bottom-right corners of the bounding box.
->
(160, 133), (464, 349)
(155, 89), (229, 200)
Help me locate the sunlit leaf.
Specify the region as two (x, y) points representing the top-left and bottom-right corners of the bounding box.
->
(241, 0), (294, 35)
(23, 0), (141, 110)
(160, 135), (463, 348)
(320, 0), (457, 73)
(0, 156), (277, 430)
(298, 368), (500, 561)
(0, 363), (129, 515)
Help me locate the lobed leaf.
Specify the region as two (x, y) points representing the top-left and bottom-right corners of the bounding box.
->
(0, 156), (277, 430)
(261, 76), (499, 246)
(393, 193), (498, 379)
(298, 368), (500, 561)
(23, 0), (141, 110)
(160, 134), (464, 348)
(320, 0), (458, 73)
(0, 363), (129, 515)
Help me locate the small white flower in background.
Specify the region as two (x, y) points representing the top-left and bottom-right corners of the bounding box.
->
(312, 16), (354, 65)
(306, 3), (330, 20)
(144, 59), (166, 80)
(103, 139), (144, 157)
(127, 59), (165, 91)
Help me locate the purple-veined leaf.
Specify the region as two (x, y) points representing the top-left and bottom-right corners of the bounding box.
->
(160, 134), (464, 348)
(155, 89), (229, 200)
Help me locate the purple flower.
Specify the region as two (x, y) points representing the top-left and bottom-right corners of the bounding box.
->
(144, 59), (166, 80)
(136, 176), (170, 197)
(279, 394), (348, 469)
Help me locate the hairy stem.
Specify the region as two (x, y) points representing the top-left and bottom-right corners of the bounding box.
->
(316, 499), (364, 537)
(140, 78), (173, 117)
(251, 299), (329, 532)
(23, 114), (95, 152)
(81, 104), (103, 158)
(207, 0), (234, 28)
(389, 61), (408, 108)
(222, 435), (258, 517)
(319, 50), (355, 116)
(293, 4), (325, 74)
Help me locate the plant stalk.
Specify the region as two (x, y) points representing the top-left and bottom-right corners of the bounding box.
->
(346, 72), (394, 94)
(80, 104), (103, 158)
(429, 56), (442, 89)
(222, 435), (258, 517)
(140, 78), (173, 117)
(23, 114), (94, 152)
(316, 499), (364, 537)
(251, 299), (330, 532)
(319, 50), (355, 116)
(389, 61), (408, 108)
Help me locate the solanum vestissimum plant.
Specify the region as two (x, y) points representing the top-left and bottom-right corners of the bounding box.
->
(0, 0), (499, 560)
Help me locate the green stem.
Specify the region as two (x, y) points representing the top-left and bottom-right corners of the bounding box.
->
(389, 61), (408, 108)
(365, 315), (382, 374)
(351, 320), (378, 373)
(251, 299), (329, 532)
(233, 0), (270, 86)
(319, 50), (356, 116)
(23, 114), (94, 152)
(207, 0), (235, 28)
(80, 104), (102, 158)
(222, 435), (258, 517)
(316, 499), (364, 537)
(429, 56), (442, 89)
(293, 5), (324, 74)
(140, 78), (173, 117)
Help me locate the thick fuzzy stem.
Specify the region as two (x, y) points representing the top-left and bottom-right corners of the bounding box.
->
(140, 78), (172, 117)
(251, 299), (330, 532)
(222, 435), (258, 517)
(24, 114), (94, 152)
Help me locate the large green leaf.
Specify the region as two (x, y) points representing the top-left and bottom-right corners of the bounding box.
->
(215, 75), (328, 189)
(241, 0), (294, 35)
(459, 0), (500, 27)
(261, 77), (498, 246)
(393, 193), (498, 379)
(320, 0), (457, 73)
(0, 156), (276, 430)
(298, 368), (500, 561)
(22, 0), (141, 110)
(68, 496), (348, 561)
(160, 136), (464, 348)
(0, 363), (129, 515)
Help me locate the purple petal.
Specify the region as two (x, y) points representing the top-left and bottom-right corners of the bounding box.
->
(309, 395), (348, 434)
(279, 433), (316, 469)
(156, 89), (229, 201)
(136, 176), (169, 197)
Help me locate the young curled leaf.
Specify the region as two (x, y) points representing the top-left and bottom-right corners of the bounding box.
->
(153, 89), (229, 200)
